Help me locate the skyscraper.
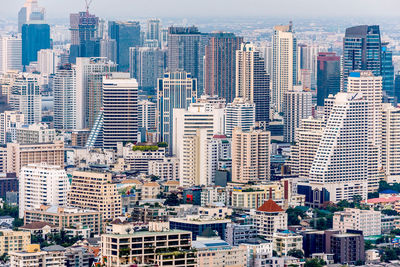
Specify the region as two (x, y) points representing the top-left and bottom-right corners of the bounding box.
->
(147, 19), (161, 42)
(102, 73), (138, 150)
(283, 86), (312, 143)
(129, 47), (166, 94)
(236, 43), (270, 123)
(69, 12), (99, 63)
(316, 52), (341, 106)
(272, 23), (297, 113)
(75, 57), (117, 130)
(224, 98), (255, 137)
(342, 25), (381, 89)
(310, 92), (370, 201)
(204, 32), (243, 103)
(381, 42), (394, 100)
(53, 64), (76, 130)
(0, 36), (22, 73)
(382, 103), (400, 178)
(157, 71), (197, 154)
(297, 44), (321, 89)
(232, 128), (270, 183)
(167, 26), (207, 95)
(108, 21), (141, 71)
(22, 21), (50, 67)
(18, 0), (45, 33)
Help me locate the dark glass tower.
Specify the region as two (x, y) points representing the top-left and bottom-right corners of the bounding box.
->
(108, 21), (141, 72)
(69, 12), (99, 63)
(22, 21), (51, 66)
(316, 52), (341, 106)
(343, 25), (381, 90)
(381, 42), (394, 101)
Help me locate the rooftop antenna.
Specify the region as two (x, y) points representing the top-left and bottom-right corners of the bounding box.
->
(85, 0), (93, 14)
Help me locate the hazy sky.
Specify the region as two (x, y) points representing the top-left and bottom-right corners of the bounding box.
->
(3, 0), (400, 20)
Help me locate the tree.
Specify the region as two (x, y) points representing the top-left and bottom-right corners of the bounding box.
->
(287, 249), (304, 259)
(365, 240), (375, 250)
(305, 258), (325, 267)
(382, 209), (399, 216)
(164, 193), (180, 206)
(355, 260), (364, 266)
(286, 207), (306, 226)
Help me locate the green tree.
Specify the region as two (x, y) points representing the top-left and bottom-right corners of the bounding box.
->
(304, 258), (325, 267)
(287, 249), (304, 259)
(164, 193), (180, 206)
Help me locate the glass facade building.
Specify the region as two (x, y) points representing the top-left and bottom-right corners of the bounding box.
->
(21, 22), (50, 66)
(316, 52), (341, 106)
(381, 42), (395, 101)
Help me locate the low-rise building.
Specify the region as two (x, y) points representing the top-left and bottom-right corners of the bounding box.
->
(333, 208), (381, 236)
(19, 221), (59, 240)
(123, 143), (166, 173)
(265, 256), (305, 267)
(0, 229), (30, 254)
(272, 230), (303, 256)
(252, 199), (287, 240)
(65, 246), (95, 267)
(142, 182), (161, 199)
(225, 223), (258, 246)
(169, 217), (230, 240)
(240, 238), (273, 267)
(149, 157), (179, 181)
(198, 206), (232, 219)
(10, 244), (66, 267)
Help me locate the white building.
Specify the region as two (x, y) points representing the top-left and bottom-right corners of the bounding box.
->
(148, 157), (179, 181)
(10, 244), (66, 267)
(225, 97), (255, 137)
(37, 49), (59, 75)
(333, 208), (381, 236)
(0, 111), (24, 144)
(283, 85), (312, 143)
(138, 100), (156, 131)
(123, 143), (166, 173)
(240, 239), (273, 267)
(382, 103), (400, 178)
(207, 135), (231, 184)
(16, 123), (56, 144)
(272, 230), (303, 256)
(53, 64), (77, 130)
(272, 23), (297, 113)
(0, 35), (22, 74)
(19, 163), (70, 218)
(309, 92), (370, 201)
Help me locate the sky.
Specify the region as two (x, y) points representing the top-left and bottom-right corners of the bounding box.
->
(2, 0), (400, 20)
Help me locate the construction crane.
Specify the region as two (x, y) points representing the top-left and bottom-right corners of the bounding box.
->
(85, 0), (94, 14)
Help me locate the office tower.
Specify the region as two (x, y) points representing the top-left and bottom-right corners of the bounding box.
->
(180, 128), (208, 187)
(173, 102), (225, 157)
(236, 43), (270, 123)
(283, 85), (312, 143)
(232, 127), (270, 183)
(102, 73), (138, 150)
(225, 98), (255, 137)
(37, 49), (59, 75)
(108, 21), (141, 71)
(167, 26), (207, 95)
(147, 19), (161, 41)
(53, 64), (76, 130)
(9, 74), (41, 124)
(272, 23), (297, 113)
(68, 170), (121, 221)
(0, 111), (24, 144)
(100, 39), (117, 63)
(290, 117), (324, 179)
(157, 71), (197, 154)
(69, 12), (99, 63)
(343, 25), (381, 89)
(347, 71), (382, 172)
(22, 22), (51, 67)
(297, 44), (321, 88)
(5, 141), (64, 175)
(19, 163), (69, 218)
(310, 92), (369, 201)
(382, 103), (400, 178)
(75, 57), (116, 130)
(138, 100), (156, 131)
(381, 42), (394, 100)
(317, 52), (341, 106)
(0, 36), (22, 73)
(204, 33), (243, 103)
(129, 47), (166, 94)
(18, 0), (45, 33)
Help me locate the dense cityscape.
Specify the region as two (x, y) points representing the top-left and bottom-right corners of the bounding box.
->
(1, 0), (400, 266)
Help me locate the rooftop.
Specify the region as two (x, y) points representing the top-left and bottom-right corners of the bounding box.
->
(103, 229), (192, 238)
(257, 199), (284, 212)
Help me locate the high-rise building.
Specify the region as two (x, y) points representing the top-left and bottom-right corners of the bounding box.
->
(207, 135), (232, 185)
(19, 163), (69, 218)
(75, 57), (116, 130)
(108, 21), (141, 71)
(343, 25), (381, 89)
(0, 111), (24, 144)
(0, 36), (22, 73)
(37, 49), (59, 75)
(382, 103), (400, 178)
(129, 47), (166, 94)
(146, 19), (161, 42)
(204, 33), (243, 103)
(53, 64), (76, 130)
(297, 44), (321, 89)
(102, 73), (138, 150)
(272, 23), (297, 113)
(381, 42), (394, 100)
(22, 21), (51, 67)
(157, 71), (197, 154)
(236, 43), (270, 123)
(231, 127), (270, 183)
(138, 100), (156, 131)
(100, 39), (117, 63)
(316, 52), (341, 106)
(224, 98), (255, 137)
(283, 85), (312, 143)
(9, 74), (41, 124)
(310, 92), (370, 201)
(69, 12), (99, 63)
(167, 26), (207, 95)
(68, 170), (121, 221)
(18, 0), (45, 33)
